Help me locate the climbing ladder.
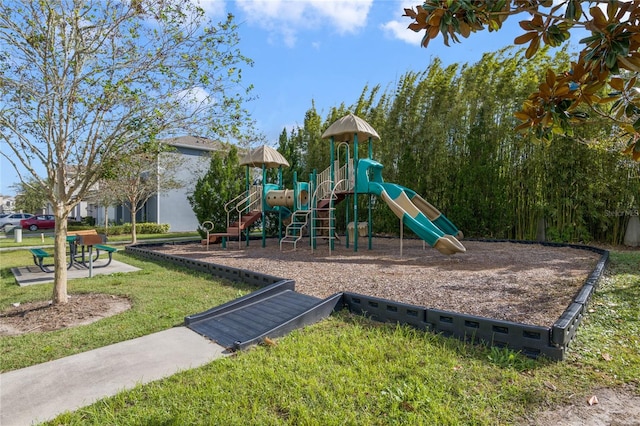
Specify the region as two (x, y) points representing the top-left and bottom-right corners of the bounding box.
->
(309, 159), (354, 253)
(311, 179), (336, 247)
(278, 159), (354, 252)
(280, 209), (311, 250)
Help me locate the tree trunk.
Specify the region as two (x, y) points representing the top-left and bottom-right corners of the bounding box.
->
(130, 205), (138, 244)
(52, 207), (69, 304)
(104, 206), (109, 236)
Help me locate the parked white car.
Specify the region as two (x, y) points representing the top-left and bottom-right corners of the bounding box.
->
(0, 213), (34, 230)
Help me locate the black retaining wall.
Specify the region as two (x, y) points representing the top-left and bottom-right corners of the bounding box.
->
(126, 240), (609, 360)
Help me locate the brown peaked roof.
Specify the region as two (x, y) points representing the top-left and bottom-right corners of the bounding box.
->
(321, 113), (380, 143)
(239, 145), (289, 168)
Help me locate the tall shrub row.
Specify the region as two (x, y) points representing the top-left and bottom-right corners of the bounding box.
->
(279, 48), (639, 244)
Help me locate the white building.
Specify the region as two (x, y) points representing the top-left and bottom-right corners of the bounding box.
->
(0, 195), (16, 213)
(108, 136), (224, 232)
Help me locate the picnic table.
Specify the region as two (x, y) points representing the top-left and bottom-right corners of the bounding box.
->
(29, 230), (117, 274)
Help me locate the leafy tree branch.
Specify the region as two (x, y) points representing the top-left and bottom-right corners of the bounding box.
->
(0, 0), (254, 303)
(404, 0), (640, 160)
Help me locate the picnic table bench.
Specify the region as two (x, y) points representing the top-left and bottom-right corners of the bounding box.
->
(30, 248), (55, 273)
(72, 233), (117, 268)
(29, 230), (117, 273)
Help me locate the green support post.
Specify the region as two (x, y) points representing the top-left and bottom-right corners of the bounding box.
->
(368, 194), (373, 250)
(344, 144), (350, 249)
(345, 193), (350, 249)
(243, 165), (250, 248)
(368, 137), (373, 249)
(293, 171), (298, 211)
(311, 170), (317, 249)
(329, 138), (335, 251)
(245, 165), (250, 248)
(261, 165), (266, 248)
(353, 133), (359, 252)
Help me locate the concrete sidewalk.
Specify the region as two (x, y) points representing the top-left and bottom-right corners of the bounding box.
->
(0, 327), (227, 426)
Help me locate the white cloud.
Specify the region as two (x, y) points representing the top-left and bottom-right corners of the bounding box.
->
(380, 1), (423, 46)
(193, 0), (227, 17)
(381, 19), (422, 45)
(177, 86), (213, 110)
(233, 0), (374, 47)
(309, 0), (369, 34)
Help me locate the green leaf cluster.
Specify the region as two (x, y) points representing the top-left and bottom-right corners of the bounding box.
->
(10, 179), (48, 214)
(188, 145), (244, 234)
(404, 1), (640, 160)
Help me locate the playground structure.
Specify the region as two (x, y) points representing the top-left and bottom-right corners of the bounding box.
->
(206, 113), (465, 255)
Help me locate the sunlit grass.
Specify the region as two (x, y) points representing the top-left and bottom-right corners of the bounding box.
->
(1, 247), (637, 424)
(565, 251), (640, 384)
(0, 250), (253, 370)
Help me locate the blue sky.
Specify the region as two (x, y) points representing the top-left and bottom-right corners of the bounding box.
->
(0, 0), (568, 195)
(225, 0), (529, 142)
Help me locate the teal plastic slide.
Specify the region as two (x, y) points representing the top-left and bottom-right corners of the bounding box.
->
(358, 159), (465, 255)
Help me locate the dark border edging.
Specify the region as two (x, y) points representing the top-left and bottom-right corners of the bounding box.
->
(126, 240), (610, 360)
(126, 243), (285, 287)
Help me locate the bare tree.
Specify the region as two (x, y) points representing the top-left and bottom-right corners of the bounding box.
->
(84, 181), (120, 233)
(107, 149), (184, 243)
(0, 0), (253, 303)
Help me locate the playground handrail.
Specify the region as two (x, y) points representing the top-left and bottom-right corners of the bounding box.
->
(311, 179), (333, 206)
(316, 166), (331, 201)
(335, 159), (354, 192)
(315, 161), (353, 202)
(311, 178), (349, 254)
(224, 185), (262, 230)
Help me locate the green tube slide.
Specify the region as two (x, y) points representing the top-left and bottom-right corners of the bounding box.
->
(399, 186), (463, 239)
(368, 182), (465, 255)
(357, 158), (465, 255)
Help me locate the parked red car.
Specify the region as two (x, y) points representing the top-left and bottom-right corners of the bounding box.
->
(21, 214), (55, 231)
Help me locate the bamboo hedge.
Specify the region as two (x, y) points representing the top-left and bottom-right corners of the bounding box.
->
(279, 48), (639, 245)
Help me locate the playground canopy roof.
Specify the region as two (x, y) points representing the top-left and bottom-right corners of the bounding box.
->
(321, 113), (380, 143)
(239, 145), (290, 168)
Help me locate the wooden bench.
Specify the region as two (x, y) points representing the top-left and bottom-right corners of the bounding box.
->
(68, 229), (100, 237)
(68, 229), (98, 235)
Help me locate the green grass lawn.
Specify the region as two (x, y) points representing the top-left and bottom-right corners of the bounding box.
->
(0, 250), (253, 370)
(1, 246), (638, 425)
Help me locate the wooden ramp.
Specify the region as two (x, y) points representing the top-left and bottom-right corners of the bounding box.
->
(185, 281), (343, 350)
